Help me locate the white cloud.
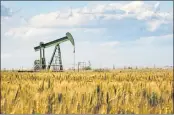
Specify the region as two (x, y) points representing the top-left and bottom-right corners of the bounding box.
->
(4, 27), (106, 41)
(100, 41), (120, 47)
(28, 12), (85, 28)
(3, 1), (173, 37)
(121, 1), (145, 13)
(115, 34), (173, 47)
(5, 27), (69, 39)
(2, 53), (12, 59)
(147, 20), (165, 32)
(83, 28), (106, 33)
(135, 34), (173, 45)
(146, 11), (173, 32)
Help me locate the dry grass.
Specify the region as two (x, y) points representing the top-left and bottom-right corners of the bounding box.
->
(1, 69), (173, 114)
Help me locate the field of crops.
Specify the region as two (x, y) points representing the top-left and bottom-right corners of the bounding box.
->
(1, 69), (173, 114)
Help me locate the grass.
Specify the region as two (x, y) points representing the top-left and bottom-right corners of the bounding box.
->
(1, 68), (173, 114)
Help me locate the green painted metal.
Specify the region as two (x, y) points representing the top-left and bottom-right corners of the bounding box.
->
(66, 32), (75, 46)
(57, 44), (63, 70)
(34, 32), (75, 51)
(47, 45), (57, 70)
(34, 32), (75, 71)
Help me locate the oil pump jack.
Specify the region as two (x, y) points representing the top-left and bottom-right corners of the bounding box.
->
(34, 32), (75, 71)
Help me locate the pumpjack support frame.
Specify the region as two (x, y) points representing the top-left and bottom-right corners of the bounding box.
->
(47, 44), (63, 70)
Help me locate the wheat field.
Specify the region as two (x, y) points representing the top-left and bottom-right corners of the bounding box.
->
(1, 69), (173, 114)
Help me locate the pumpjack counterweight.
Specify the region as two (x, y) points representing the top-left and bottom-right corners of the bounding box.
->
(34, 32), (75, 71)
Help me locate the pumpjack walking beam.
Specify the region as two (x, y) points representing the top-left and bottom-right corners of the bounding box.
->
(34, 32), (75, 70)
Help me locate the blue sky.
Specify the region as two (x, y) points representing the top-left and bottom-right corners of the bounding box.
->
(1, 1), (173, 69)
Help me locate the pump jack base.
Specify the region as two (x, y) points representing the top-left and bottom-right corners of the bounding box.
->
(17, 70), (64, 72)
